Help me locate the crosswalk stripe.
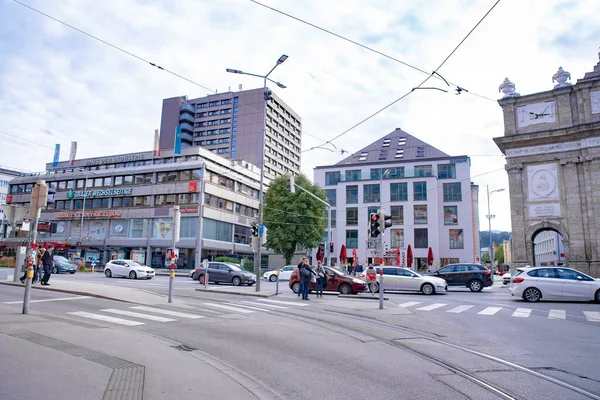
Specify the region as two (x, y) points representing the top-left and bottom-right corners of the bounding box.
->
(101, 309), (176, 322)
(255, 299), (309, 307)
(3, 296), (92, 305)
(415, 303), (446, 311)
(478, 307), (502, 315)
(240, 301), (287, 309)
(512, 308), (532, 318)
(447, 305), (473, 313)
(129, 306), (204, 319)
(203, 302), (254, 313)
(548, 309), (566, 320)
(67, 311), (144, 326)
(583, 311), (600, 322)
(398, 301), (421, 308)
(225, 303), (273, 311)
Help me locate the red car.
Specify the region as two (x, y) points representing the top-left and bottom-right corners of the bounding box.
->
(289, 266), (366, 295)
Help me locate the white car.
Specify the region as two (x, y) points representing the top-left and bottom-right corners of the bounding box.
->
(359, 266), (447, 295)
(509, 266), (600, 302)
(104, 260), (155, 280)
(263, 265), (296, 282)
(502, 272), (511, 285)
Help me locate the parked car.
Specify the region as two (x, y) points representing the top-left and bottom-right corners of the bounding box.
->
(52, 256), (77, 274)
(263, 265), (296, 282)
(509, 266), (600, 303)
(503, 272), (512, 285)
(427, 263), (493, 292)
(104, 260), (155, 279)
(358, 267), (447, 295)
(289, 266), (366, 295)
(192, 262), (256, 286)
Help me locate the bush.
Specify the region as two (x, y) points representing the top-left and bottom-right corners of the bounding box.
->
(214, 256), (240, 264)
(0, 257), (16, 268)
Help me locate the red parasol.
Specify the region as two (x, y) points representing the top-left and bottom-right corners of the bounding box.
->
(395, 248), (400, 266)
(427, 247), (434, 266)
(339, 244), (347, 264)
(352, 248), (357, 267)
(407, 245), (413, 269)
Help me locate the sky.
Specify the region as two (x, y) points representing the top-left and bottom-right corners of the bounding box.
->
(1, 0), (599, 233)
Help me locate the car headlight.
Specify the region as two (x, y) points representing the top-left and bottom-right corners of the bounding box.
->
(136, 270), (146, 273)
(352, 278), (363, 284)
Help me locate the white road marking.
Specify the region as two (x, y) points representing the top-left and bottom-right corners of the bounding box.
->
(240, 301), (288, 309)
(3, 296), (92, 305)
(548, 309), (566, 320)
(583, 311), (600, 322)
(512, 308), (532, 318)
(101, 309), (176, 322)
(398, 301), (422, 308)
(203, 302), (255, 313)
(478, 307), (503, 315)
(129, 306), (204, 319)
(67, 311), (144, 326)
(224, 303), (273, 311)
(415, 303), (447, 311)
(255, 299), (309, 307)
(446, 305), (474, 313)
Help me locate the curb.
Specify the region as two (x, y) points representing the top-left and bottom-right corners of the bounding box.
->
(195, 288), (277, 298)
(338, 294), (389, 300)
(0, 280), (133, 303)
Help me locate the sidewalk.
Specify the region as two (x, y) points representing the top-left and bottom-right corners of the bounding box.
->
(0, 308), (282, 400)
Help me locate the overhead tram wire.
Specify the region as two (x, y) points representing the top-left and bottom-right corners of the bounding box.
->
(12, 0), (216, 94)
(0, 130), (55, 149)
(248, 0), (497, 103)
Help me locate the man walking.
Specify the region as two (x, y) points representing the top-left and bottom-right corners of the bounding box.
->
(40, 244), (55, 286)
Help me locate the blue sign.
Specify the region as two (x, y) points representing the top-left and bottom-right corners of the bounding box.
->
(174, 126), (182, 155)
(259, 224), (264, 236)
(53, 144), (60, 167)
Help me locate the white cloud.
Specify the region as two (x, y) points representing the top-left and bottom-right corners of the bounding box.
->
(1, 0), (599, 233)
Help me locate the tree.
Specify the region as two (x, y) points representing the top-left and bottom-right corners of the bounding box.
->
(494, 245), (505, 264)
(263, 174), (327, 264)
(481, 252), (490, 263)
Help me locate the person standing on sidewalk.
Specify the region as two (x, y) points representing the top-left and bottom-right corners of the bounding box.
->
(297, 258), (308, 298)
(315, 261), (326, 299)
(34, 247), (45, 284)
(299, 260), (315, 300)
(40, 245), (55, 286)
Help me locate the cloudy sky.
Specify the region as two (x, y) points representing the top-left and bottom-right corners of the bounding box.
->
(1, 0), (599, 232)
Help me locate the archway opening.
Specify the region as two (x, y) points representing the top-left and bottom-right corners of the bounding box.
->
(532, 229), (565, 267)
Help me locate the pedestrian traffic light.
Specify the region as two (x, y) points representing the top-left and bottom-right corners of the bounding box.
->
(370, 213), (381, 237)
(286, 175), (295, 193)
(317, 242), (325, 261)
(330, 241), (334, 253)
(251, 225), (258, 237)
(379, 209), (392, 232)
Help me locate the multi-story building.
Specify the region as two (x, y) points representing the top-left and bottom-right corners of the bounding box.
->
(0, 167), (21, 238)
(533, 230), (565, 266)
(159, 87), (302, 181)
(3, 147), (266, 269)
(314, 128), (479, 269)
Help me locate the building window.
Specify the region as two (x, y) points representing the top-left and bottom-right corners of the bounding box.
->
(444, 206), (458, 225)
(443, 183), (462, 202)
(58, 181), (67, 190)
(94, 178), (103, 187)
(331, 210), (336, 228)
(414, 228), (428, 248)
(414, 165), (432, 177)
(363, 184), (380, 203)
(179, 217), (198, 238)
(234, 225), (251, 245)
(346, 230), (358, 248)
(67, 180), (74, 189)
(346, 185), (358, 204)
(391, 229), (404, 248)
(123, 175), (133, 185)
(345, 170), (361, 181)
(122, 197), (132, 207)
(92, 199), (102, 208)
(390, 205), (403, 225)
(157, 172), (168, 183)
(101, 198), (111, 208)
(414, 205), (428, 224)
(390, 183), (408, 202)
(114, 176), (123, 186)
(55, 200), (66, 210)
(109, 220), (129, 237)
(76, 179), (85, 189)
(325, 189), (336, 206)
(325, 171), (341, 186)
(413, 181), (427, 201)
(438, 164), (456, 179)
(346, 208), (358, 226)
(178, 194), (190, 204)
(449, 229), (464, 249)
(134, 196), (150, 207)
(202, 218), (232, 242)
(180, 170), (191, 181)
(103, 177), (112, 186)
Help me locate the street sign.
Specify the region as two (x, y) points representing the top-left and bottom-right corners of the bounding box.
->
(155, 221), (173, 238)
(0, 204), (28, 226)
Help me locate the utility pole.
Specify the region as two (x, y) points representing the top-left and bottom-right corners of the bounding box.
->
(23, 180), (48, 314)
(168, 205), (180, 303)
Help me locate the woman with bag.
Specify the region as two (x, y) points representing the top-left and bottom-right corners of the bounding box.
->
(315, 261), (326, 298)
(300, 260), (315, 300)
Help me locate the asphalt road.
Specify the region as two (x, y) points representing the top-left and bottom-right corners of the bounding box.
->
(2, 274), (599, 399)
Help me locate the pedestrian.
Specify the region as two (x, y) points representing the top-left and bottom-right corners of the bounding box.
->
(34, 247), (45, 284)
(315, 261), (326, 299)
(40, 244), (55, 286)
(356, 262), (364, 276)
(297, 257), (309, 298)
(299, 259), (315, 300)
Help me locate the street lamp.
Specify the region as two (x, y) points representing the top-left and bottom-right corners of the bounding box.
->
(226, 54), (288, 292)
(486, 186), (505, 268)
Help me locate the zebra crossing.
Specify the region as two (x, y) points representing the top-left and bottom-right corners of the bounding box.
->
(397, 301), (600, 322)
(66, 299), (308, 327)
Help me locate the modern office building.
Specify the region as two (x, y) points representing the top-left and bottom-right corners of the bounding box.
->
(159, 87), (302, 181)
(2, 147), (266, 269)
(314, 128), (480, 269)
(0, 167), (21, 238)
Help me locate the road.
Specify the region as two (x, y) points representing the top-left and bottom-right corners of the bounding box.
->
(1, 272), (599, 399)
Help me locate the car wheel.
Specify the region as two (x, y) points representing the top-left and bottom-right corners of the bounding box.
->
(421, 283), (435, 295)
(338, 283), (352, 295)
(52, 267), (58, 274)
(523, 287), (542, 302)
(232, 276), (242, 286)
(104, 269), (112, 278)
(129, 271), (137, 280)
(197, 274), (205, 284)
(269, 275), (278, 282)
(468, 279), (483, 292)
(369, 282), (380, 293)
(291, 282), (300, 294)
(594, 289), (600, 304)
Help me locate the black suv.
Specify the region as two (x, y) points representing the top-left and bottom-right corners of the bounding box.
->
(427, 263), (493, 292)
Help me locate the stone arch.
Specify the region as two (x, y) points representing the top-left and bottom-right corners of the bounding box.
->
(525, 221), (569, 266)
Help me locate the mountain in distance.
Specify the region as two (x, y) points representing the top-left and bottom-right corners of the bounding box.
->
(480, 231), (512, 249)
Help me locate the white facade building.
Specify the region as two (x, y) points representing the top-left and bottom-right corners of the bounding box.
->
(533, 230), (564, 266)
(0, 168), (21, 238)
(314, 129), (479, 269)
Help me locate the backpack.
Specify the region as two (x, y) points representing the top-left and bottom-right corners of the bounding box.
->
(300, 265), (311, 279)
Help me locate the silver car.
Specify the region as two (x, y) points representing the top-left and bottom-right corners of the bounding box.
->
(359, 266), (447, 295)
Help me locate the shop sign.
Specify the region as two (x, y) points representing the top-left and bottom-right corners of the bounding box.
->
(85, 154), (144, 166)
(57, 211), (122, 219)
(180, 207), (198, 213)
(188, 182), (197, 192)
(67, 188), (133, 199)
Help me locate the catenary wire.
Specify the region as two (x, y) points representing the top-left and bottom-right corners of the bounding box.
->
(0, 130), (55, 149)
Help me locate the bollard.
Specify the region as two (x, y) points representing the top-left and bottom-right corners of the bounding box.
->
(379, 267), (384, 309)
(168, 261), (175, 303)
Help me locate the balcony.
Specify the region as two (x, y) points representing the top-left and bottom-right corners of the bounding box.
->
(179, 113), (194, 124)
(180, 103), (195, 114)
(180, 122), (194, 133)
(181, 132), (194, 143)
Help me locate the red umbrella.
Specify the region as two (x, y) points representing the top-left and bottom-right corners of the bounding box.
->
(407, 245), (413, 269)
(395, 248), (400, 266)
(427, 247), (434, 266)
(339, 244), (347, 264)
(352, 248), (357, 267)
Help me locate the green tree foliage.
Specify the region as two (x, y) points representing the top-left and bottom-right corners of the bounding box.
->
(481, 252), (490, 263)
(263, 174), (327, 264)
(494, 245), (505, 264)
(214, 256), (239, 264)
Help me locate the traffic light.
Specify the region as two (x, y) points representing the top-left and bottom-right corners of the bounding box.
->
(317, 243), (325, 261)
(370, 213), (381, 237)
(330, 241), (334, 253)
(380, 209), (392, 232)
(286, 175), (295, 193)
(251, 225), (258, 237)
